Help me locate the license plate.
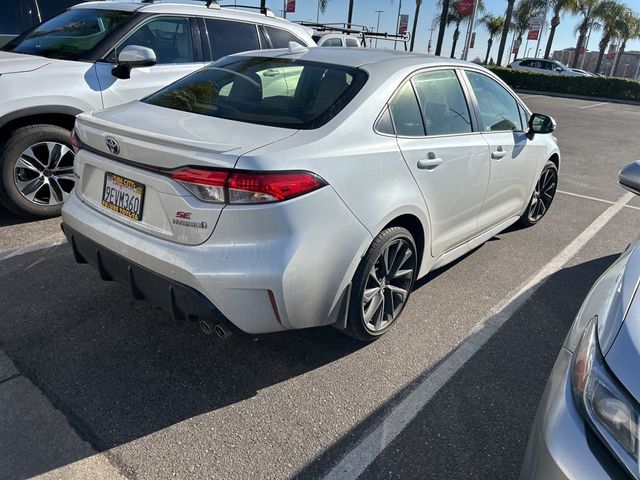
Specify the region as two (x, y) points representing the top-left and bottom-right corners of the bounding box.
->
(101, 172), (145, 221)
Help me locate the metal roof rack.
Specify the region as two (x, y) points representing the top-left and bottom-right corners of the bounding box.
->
(296, 21), (410, 50)
(139, 0), (221, 8)
(219, 4), (275, 17)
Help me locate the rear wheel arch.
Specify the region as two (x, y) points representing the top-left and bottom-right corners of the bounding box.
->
(380, 213), (428, 278)
(0, 107), (80, 141)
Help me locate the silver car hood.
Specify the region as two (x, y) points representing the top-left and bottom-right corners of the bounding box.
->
(76, 101), (298, 170)
(0, 52), (50, 74)
(603, 242), (640, 403)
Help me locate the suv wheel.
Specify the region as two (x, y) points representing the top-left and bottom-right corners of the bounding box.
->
(0, 124), (75, 218)
(343, 226), (418, 342)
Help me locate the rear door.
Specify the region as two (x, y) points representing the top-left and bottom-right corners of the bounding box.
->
(390, 68), (491, 257)
(463, 70), (540, 231)
(96, 15), (205, 107)
(202, 18), (261, 61)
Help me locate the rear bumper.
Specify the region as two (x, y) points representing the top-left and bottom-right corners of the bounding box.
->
(61, 186), (372, 334)
(62, 224), (241, 334)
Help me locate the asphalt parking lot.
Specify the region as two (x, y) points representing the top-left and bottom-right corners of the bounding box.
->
(2, 93), (640, 480)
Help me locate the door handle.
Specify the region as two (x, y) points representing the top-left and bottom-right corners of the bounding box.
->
(491, 146), (506, 160)
(417, 153), (444, 170)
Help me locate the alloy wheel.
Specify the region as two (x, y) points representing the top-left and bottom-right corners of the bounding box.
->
(362, 238), (416, 332)
(13, 142), (75, 206)
(528, 167), (557, 223)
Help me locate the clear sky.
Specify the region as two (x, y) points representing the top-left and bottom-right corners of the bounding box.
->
(258, 0), (640, 63)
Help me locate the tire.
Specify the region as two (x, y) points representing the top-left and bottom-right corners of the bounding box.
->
(342, 226), (418, 342)
(518, 160), (558, 228)
(0, 124), (75, 218)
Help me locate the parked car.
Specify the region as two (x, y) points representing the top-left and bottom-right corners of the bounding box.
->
(0, 1), (314, 218)
(0, 0), (86, 47)
(61, 48), (560, 341)
(313, 33), (361, 47)
(509, 58), (580, 76)
(571, 68), (593, 77)
(520, 161), (640, 479)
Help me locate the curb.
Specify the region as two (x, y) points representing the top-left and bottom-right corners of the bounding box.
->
(514, 89), (640, 106)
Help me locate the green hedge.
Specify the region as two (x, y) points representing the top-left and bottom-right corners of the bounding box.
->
(487, 66), (640, 102)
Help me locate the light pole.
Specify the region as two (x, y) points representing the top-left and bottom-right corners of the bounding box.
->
(428, 27), (435, 54)
(394, 0), (402, 50)
(535, 0), (550, 58)
(375, 10), (384, 48)
(462, 0), (480, 61)
(316, 0), (320, 22)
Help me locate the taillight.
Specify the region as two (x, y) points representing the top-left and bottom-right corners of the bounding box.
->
(70, 129), (80, 153)
(228, 171), (325, 203)
(171, 168), (227, 203)
(170, 168), (326, 204)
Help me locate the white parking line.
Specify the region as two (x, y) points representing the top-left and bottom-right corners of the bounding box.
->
(558, 190), (640, 211)
(0, 238), (66, 262)
(323, 191), (635, 480)
(578, 101), (609, 109)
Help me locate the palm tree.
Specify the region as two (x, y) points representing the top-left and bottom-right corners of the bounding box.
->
(496, 0), (515, 65)
(410, 0), (423, 51)
(544, 0), (580, 59)
(435, 0), (451, 55)
(592, 0), (626, 73)
(509, 0), (546, 61)
(613, 9), (640, 76)
(479, 14), (504, 64)
(434, 0), (483, 59)
(347, 0), (355, 28)
(572, 0), (601, 68)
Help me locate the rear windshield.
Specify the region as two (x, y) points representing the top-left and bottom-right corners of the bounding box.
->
(144, 56), (368, 129)
(2, 9), (133, 60)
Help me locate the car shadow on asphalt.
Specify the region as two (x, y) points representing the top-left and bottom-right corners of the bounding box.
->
(0, 243), (620, 479)
(0, 244), (366, 478)
(296, 253), (620, 479)
(0, 206), (33, 227)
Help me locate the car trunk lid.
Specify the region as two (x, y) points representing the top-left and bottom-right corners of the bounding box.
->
(74, 102), (297, 245)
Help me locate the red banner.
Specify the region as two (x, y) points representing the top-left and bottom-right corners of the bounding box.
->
(456, 0), (474, 15)
(527, 28), (539, 40)
(398, 14), (409, 35)
(286, 0), (295, 13)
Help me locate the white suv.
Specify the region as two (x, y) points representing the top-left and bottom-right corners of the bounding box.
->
(508, 58), (579, 76)
(0, 1), (313, 217)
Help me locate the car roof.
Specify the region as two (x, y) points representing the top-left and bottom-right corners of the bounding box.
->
(72, 2), (312, 37)
(242, 46), (476, 69)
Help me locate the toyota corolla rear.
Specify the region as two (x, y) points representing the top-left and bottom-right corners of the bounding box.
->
(62, 54), (373, 334)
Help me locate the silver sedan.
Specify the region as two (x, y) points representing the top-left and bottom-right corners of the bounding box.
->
(521, 162), (640, 479)
(61, 47), (560, 341)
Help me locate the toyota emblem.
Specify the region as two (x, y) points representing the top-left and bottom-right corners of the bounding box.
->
(105, 137), (120, 155)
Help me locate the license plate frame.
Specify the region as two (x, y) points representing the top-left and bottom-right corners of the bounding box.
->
(101, 172), (146, 222)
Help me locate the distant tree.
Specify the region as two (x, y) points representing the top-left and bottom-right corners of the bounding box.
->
(592, 0), (626, 73)
(479, 14), (504, 64)
(544, 0), (580, 59)
(612, 7), (640, 76)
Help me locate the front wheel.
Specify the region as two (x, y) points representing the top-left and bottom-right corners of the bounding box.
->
(0, 124), (76, 218)
(518, 161), (558, 228)
(342, 227), (418, 342)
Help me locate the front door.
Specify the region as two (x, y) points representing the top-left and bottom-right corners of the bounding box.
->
(95, 16), (205, 108)
(463, 70), (540, 231)
(390, 69), (491, 257)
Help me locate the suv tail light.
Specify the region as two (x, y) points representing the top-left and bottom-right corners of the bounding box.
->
(170, 168), (326, 204)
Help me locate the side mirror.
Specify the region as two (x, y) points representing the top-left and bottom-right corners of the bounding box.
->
(619, 161), (640, 196)
(111, 45), (157, 80)
(554, 67), (563, 72)
(527, 113), (556, 139)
